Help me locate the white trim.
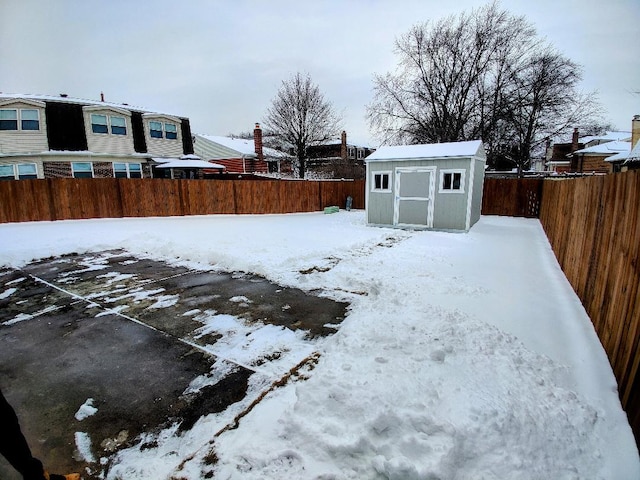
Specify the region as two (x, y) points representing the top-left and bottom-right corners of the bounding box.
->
(371, 170), (392, 193)
(393, 166), (436, 228)
(465, 159), (476, 231)
(439, 168), (466, 194)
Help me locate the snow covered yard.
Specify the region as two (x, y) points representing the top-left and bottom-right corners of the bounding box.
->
(1, 211), (638, 479)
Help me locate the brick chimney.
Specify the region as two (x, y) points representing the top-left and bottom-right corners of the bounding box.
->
(632, 115), (640, 149)
(571, 127), (579, 152)
(254, 123), (264, 162)
(341, 130), (347, 160)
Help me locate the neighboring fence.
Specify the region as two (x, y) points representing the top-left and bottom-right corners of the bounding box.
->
(482, 177), (544, 217)
(539, 171), (640, 441)
(0, 178), (365, 223)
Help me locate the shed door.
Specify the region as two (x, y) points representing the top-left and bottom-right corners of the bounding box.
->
(393, 167), (436, 227)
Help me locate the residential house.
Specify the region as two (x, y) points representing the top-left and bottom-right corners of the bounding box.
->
(0, 93), (197, 180)
(546, 128), (632, 174)
(306, 131), (375, 179)
(194, 124), (290, 176)
(603, 116), (640, 172)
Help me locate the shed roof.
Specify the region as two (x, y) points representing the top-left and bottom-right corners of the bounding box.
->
(366, 140), (484, 162)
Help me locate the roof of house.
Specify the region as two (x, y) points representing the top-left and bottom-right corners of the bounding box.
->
(155, 159), (225, 169)
(571, 140), (631, 156)
(579, 131), (631, 144)
(625, 141), (640, 164)
(194, 134), (289, 160)
(366, 140), (484, 162)
(0, 93), (185, 119)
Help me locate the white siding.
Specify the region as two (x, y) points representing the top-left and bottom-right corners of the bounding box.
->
(143, 114), (183, 157)
(83, 106), (136, 156)
(0, 100), (49, 154)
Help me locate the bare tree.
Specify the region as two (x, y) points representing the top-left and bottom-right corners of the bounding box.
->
(264, 73), (342, 178)
(367, 1), (602, 173)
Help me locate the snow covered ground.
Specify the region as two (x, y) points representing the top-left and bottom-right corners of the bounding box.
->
(1, 211), (638, 479)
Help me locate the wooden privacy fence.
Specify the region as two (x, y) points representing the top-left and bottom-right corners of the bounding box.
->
(0, 178), (365, 223)
(539, 171), (640, 441)
(482, 177), (544, 217)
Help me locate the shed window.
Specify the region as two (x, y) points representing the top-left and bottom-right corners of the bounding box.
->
(91, 114), (109, 134)
(372, 172), (391, 192)
(0, 109), (18, 130)
(72, 162), (93, 178)
(110, 116), (127, 135)
(150, 121), (163, 138)
(21, 109), (40, 130)
(440, 169), (465, 193)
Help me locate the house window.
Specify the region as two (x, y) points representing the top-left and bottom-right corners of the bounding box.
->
(21, 110), (40, 130)
(110, 116), (127, 135)
(150, 121), (163, 138)
(165, 123), (177, 139)
(0, 109), (40, 131)
(17, 163), (37, 179)
(114, 162), (142, 178)
(440, 169), (465, 193)
(0, 109), (18, 130)
(357, 149), (364, 159)
(0, 165), (15, 180)
(91, 114), (109, 134)
(348, 147), (355, 158)
(372, 172), (391, 192)
(0, 163), (38, 180)
(72, 162), (93, 178)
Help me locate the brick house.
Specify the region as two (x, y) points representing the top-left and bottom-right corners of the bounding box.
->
(193, 124), (290, 175)
(546, 127), (631, 173)
(0, 93), (196, 180)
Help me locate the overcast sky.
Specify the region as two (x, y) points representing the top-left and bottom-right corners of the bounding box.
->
(1, 0), (638, 146)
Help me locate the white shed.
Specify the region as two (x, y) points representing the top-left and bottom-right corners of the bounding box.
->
(365, 140), (486, 231)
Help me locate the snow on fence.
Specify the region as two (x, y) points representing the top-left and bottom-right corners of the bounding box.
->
(0, 178), (365, 223)
(539, 170), (640, 444)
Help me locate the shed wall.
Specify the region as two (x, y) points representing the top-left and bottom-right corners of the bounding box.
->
(469, 157), (485, 227)
(431, 158), (470, 230)
(367, 157), (475, 230)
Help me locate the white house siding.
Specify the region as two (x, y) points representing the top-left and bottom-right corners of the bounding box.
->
(0, 100), (49, 154)
(0, 156), (46, 179)
(143, 114), (184, 157)
(82, 106), (136, 156)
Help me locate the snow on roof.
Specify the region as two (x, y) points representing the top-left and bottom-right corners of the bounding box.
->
(366, 140), (483, 162)
(571, 140), (631, 156)
(625, 140), (640, 164)
(155, 159), (225, 169)
(579, 131), (631, 144)
(0, 93), (184, 119)
(195, 134), (289, 160)
(198, 135), (257, 156)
